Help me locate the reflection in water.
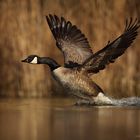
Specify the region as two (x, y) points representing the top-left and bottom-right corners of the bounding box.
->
(0, 98), (140, 140)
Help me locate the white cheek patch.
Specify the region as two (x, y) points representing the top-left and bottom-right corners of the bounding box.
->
(30, 57), (38, 64)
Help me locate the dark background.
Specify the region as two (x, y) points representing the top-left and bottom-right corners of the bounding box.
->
(0, 0), (140, 98)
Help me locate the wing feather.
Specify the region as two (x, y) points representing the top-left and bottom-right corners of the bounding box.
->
(46, 14), (93, 68)
(81, 18), (140, 74)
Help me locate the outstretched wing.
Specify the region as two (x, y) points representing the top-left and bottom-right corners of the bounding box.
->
(46, 14), (93, 68)
(81, 18), (140, 74)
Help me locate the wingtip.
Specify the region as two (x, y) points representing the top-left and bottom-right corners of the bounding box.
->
(124, 17), (140, 31)
(45, 14), (51, 19)
(48, 14), (52, 18)
(46, 14), (53, 22)
(46, 15), (49, 21)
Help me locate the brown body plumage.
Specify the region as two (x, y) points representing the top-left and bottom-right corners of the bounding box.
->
(52, 67), (103, 99)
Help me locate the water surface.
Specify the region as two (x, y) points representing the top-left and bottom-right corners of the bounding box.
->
(0, 98), (140, 140)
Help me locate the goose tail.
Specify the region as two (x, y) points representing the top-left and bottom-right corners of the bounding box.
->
(93, 92), (113, 105)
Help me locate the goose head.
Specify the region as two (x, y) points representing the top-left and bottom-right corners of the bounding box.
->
(21, 55), (39, 64)
(22, 55), (60, 71)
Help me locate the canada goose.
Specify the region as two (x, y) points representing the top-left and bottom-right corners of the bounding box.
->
(22, 15), (140, 105)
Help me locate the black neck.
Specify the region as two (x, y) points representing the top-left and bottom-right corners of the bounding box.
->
(38, 57), (60, 71)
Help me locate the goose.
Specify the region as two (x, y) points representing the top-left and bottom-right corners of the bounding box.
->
(22, 15), (140, 105)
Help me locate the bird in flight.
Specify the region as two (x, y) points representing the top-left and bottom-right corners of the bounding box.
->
(22, 15), (140, 105)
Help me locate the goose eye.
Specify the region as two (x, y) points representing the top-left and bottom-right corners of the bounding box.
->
(26, 59), (29, 62)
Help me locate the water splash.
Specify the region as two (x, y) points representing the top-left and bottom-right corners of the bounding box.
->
(93, 93), (140, 106)
(111, 97), (140, 106)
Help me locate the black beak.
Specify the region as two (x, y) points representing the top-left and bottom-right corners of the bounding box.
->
(21, 59), (27, 62)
